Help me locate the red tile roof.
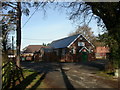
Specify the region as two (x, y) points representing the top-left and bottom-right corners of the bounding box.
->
(95, 46), (109, 53)
(22, 45), (48, 53)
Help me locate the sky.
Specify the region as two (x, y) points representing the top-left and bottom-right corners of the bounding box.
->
(21, 4), (103, 50)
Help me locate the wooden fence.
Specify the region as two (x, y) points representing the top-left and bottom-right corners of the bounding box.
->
(2, 60), (24, 89)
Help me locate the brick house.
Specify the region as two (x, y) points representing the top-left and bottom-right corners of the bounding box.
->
(94, 46), (109, 59)
(49, 34), (95, 62)
(21, 45), (46, 61)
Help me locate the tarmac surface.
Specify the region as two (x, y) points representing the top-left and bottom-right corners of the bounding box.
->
(21, 60), (119, 89)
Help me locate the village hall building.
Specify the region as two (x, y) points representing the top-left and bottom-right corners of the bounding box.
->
(47, 34), (95, 62)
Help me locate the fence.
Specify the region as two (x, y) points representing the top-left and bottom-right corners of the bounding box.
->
(2, 60), (24, 89)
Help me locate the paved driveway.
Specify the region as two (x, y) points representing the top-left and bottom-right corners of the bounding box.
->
(21, 61), (119, 88)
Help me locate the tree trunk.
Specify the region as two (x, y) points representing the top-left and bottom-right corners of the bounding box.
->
(16, 2), (21, 67)
(2, 39), (8, 63)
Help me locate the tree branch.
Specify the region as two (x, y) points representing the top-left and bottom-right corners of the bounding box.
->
(3, 3), (17, 10)
(9, 2), (17, 6)
(87, 14), (94, 25)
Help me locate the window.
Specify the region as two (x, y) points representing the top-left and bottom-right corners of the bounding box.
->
(80, 37), (82, 40)
(72, 48), (76, 54)
(70, 48), (76, 54)
(78, 42), (85, 46)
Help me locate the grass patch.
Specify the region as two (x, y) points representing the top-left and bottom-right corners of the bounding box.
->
(14, 69), (49, 89)
(96, 71), (114, 80)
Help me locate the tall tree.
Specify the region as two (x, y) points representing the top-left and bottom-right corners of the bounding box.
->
(2, 2), (48, 67)
(60, 2), (120, 68)
(2, 2), (22, 66)
(68, 24), (96, 44)
(1, 14), (15, 62)
(16, 2), (21, 67)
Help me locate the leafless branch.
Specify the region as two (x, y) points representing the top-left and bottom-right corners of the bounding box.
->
(87, 14), (94, 25)
(3, 3), (17, 10)
(9, 2), (17, 6)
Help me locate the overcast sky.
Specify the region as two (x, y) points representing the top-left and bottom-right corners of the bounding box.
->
(20, 4), (103, 50)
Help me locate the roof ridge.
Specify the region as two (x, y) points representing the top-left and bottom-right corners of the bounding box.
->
(52, 34), (80, 43)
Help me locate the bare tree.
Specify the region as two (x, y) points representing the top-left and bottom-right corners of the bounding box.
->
(59, 3), (119, 51)
(2, 2), (48, 67)
(1, 14), (15, 63)
(62, 2), (120, 69)
(69, 24), (96, 44)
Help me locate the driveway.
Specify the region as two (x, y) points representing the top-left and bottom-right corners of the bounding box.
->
(21, 61), (119, 89)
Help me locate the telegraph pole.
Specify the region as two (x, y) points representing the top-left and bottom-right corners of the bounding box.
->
(12, 36), (14, 57)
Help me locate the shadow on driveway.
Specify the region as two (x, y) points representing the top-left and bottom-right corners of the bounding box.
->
(74, 59), (109, 71)
(30, 71), (48, 89)
(21, 61), (76, 89)
(15, 61), (60, 89)
(59, 63), (75, 90)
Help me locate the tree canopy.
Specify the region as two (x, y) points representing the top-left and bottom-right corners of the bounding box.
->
(60, 2), (120, 68)
(68, 24), (96, 44)
(2, 2), (48, 66)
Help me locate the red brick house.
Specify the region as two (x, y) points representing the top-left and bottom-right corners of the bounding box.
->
(21, 45), (46, 61)
(94, 46), (109, 59)
(49, 34), (95, 62)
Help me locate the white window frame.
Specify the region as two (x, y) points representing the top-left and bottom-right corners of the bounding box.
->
(78, 42), (85, 46)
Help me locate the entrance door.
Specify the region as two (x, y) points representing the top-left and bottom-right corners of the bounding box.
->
(82, 52), (88, 62)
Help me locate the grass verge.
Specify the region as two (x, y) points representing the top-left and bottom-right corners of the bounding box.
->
(14, 69), (49, 89)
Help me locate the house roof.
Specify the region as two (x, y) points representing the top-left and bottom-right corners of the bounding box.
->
(41, 47), (53, 52)
(49, 34), (80, 49)
(95, 46), (109, 53)
(49, 34), (94, 49)
(22, 45), (47, 53)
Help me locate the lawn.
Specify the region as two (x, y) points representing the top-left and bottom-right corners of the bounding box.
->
(14, 69), (49, 89)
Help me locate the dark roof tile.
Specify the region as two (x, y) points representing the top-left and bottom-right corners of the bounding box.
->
(49, 34), (80, 48)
